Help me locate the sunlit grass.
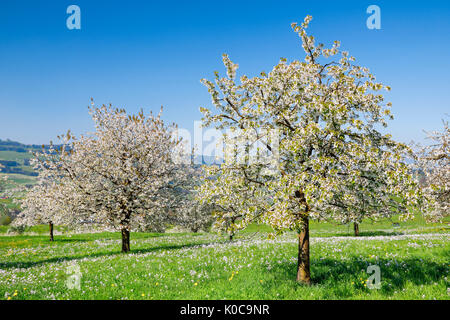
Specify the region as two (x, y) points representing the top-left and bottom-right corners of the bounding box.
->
(0, 229), (448, 300)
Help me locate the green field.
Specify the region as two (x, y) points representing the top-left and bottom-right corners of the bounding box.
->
(0, 218), (448, 300)
(0, 173), (35, 216)
(0, 173), (36, 189)
(1, 149), (448, 300)
(0, 150), (34, 162)
(0, 143), (39, 188)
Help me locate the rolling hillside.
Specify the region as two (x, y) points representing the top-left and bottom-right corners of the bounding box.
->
(0, 140), (41, 219)
(0, 139), (42, 177)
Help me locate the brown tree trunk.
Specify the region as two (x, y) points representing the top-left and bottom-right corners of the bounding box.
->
(121, 228), (130, 252)
(354, 222), (359, 236)
(49, 222), (54, 242)
(296, 214), (311, 285)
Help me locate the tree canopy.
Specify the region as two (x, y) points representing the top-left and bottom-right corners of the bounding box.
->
(197, 16), (424, 283)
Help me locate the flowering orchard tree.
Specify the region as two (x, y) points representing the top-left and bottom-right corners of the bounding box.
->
(329, 155), (411, 236)
(13, 180), (84, 241)
(197, 16), (422, 284)
(173, 165), (215, 233)
(23, 103), (189, 252)
(176, 198), (215, 233)
(198, 144), (270, 240)
(414, 119), (449, 222)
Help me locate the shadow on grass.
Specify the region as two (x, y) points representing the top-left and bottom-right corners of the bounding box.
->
(309, 231), (406, 238)
(267, 257), (447, 297)
(355, 231), (404, 237)
(0, 232), (169, 246)
(0, 239), (226, 270)
(0, 237), (92, 249)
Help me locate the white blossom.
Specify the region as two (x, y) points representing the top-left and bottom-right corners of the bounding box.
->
(412, 118), (449, 222)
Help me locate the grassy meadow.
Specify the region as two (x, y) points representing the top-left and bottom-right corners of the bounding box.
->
(0, 217), (448, 300)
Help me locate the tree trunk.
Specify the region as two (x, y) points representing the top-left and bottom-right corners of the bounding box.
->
(121, 228), (130, 253)
(296, 215), (311, 285)
(354, 222), (359, 236)
(49, 222), (54, 242)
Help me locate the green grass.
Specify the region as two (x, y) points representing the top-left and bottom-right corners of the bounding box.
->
(0, 226), (448, 300)
(0, 173), (37, 188)
(233, 214), (450, 238)
(2, 213), (447, 236)
(0, 150), (34, 162)
(309, 214), (450, 237)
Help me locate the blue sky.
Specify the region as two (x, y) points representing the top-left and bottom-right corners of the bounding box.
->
(0, 0), (449, 147)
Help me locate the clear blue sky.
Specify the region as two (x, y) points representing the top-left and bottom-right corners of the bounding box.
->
(0, 0), (449, 146)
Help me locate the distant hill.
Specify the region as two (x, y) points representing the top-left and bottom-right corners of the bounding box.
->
(0, 139), (50, 153)
(0, 139), (51, 177)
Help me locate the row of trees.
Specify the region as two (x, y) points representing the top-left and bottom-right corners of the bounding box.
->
(414, 120), (449, 222)
(9, 16), (448, 284)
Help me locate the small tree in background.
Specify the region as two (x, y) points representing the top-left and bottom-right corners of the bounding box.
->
(176, 199), (215, 233)
(330, 174), (410, 236)
(169, 162), (215, 233)
(414, 119), (449, 222)
(13, 179), (85, 241)
(198, 16), (424, 284)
